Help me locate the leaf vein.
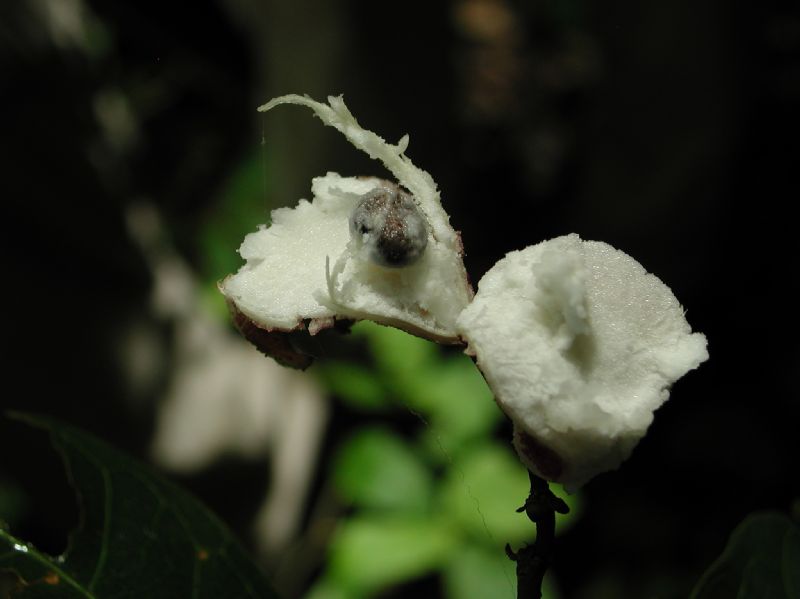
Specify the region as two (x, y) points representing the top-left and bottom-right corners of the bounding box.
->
(90, 464), (112, 592)
(218, 544), (260, 599)
(0, 529), (96, 599)
(63, 436), (114, 593)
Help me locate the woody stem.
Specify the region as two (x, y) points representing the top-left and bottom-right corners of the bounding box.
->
(505, 471), (569, 599)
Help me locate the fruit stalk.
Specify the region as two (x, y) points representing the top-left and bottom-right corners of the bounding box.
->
(506, 471), (569, 599)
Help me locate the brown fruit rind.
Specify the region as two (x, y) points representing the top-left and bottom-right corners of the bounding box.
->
(513, 427), (565, 481)
(227, 300), (353, 370)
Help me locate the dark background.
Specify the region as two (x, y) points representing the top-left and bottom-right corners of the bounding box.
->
(1, 0), (798, 597)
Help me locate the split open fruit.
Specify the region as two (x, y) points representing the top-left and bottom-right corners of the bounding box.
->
(220, 95), (708, 489)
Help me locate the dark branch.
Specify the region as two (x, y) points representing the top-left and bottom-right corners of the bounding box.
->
(506, 471), (569, 599)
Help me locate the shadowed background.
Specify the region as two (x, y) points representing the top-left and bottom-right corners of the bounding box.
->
(1, 0), (798, 598)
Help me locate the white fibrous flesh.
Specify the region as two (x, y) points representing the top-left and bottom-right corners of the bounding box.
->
(220, 95), (472, 352)
(221, 94), (708, 489)
(456, 234), (708, 491)
(222, 173), (368, 330)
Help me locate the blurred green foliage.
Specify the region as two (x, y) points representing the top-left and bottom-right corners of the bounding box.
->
(326, 516), (457, 595)
(198, 145), (276, 319)
(312, 322), (582, 598)
(443, 544), (559, 599)
(333, 428), (434, 514)
(199, 147), (271, 283)
(690, 511), (800, 599)
(318, 364), (387, 412)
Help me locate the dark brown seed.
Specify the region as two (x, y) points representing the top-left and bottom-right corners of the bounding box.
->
(349, 183), (428, 268)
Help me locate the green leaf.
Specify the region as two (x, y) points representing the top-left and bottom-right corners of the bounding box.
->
(437, 444), (535, 546)
(303, 580), (356, 599)
(405, 356), (493, 416)
(442, 544), (561, 599)
(326, 515), (456, 594)
(690, 511), (800, 599)
(0, 413), (279, 599)
(316, 362), (389, 411)
(442, 544), (517, 599)
(355, 322), (439, 388)
(356, 321), (502, 458)
(332, 428), (433, 513)
(411, 357), (501, 459)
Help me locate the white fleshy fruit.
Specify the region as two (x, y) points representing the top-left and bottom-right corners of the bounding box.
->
(220, 95), (473, 366)
(456, 233), (708, 491)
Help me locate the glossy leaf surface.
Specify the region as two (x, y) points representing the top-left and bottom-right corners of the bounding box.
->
(0, 414), (279, 599)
